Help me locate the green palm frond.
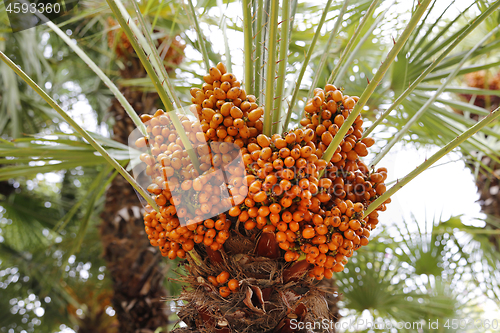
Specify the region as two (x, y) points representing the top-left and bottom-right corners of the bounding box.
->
(0, 30), (57, 138)
(338, 213), (497, 331)
(375, 4), (500, 142)
(337, 249), (457, 328)
(0, 227), (111, 332)
(0, 134), (129, 181)
(436, 216), (500, 301)
(0, 192), (59, 251)
(0, 164), (115, 332)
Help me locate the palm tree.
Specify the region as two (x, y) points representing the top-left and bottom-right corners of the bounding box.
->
(0, 6), (177, 332)
(0, 15), (121, 332)
(457, 69), (500, 249)
(1, 0), (500, 332)
(98, 17), (185, 332)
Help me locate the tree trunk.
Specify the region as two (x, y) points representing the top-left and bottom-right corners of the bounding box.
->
(476, 158), (500, 249)
(99, 56), (170, 333)
(460, 71), (500, 249)
(97, 25), (186, 332)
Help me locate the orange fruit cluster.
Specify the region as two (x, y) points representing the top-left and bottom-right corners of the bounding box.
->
(297, 86), (389, 278)
(137, 64), (390, 283)
(137, 110), (237, 258)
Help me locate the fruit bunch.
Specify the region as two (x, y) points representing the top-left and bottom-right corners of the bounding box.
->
(295, 85), (389, 278)
(136, 63), (389, 289)
(460, 70), (500, 112)
(107, 17), (185, 71)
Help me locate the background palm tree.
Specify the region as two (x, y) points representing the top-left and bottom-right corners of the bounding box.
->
(457, 69), (500, 249)
(1, 3), (186, 331)
(98, 16), (186, 332)
(1, 13), (118, 332)
(1, 0), (500, 332)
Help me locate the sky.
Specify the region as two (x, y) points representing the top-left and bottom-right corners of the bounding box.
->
(377, 144), (484, 228)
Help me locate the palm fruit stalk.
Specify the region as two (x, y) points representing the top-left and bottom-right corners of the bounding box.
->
(134, 63), (389, 332)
